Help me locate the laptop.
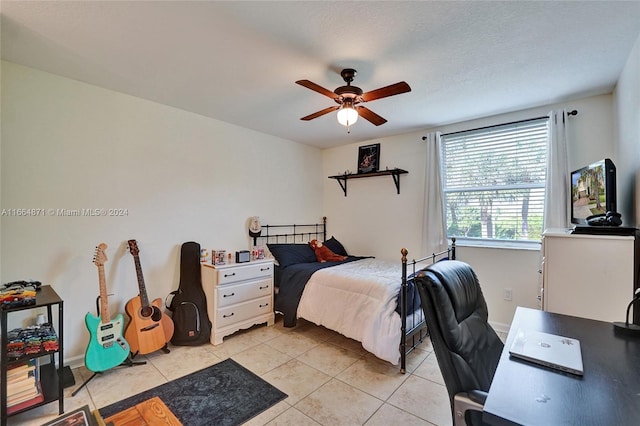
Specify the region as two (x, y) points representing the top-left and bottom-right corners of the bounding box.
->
(509, 328), (584, 376)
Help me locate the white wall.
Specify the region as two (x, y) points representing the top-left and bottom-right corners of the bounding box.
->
(0, 61), (323, 363)
(323, 94), (616, 331)
(614, 32), (640, 227)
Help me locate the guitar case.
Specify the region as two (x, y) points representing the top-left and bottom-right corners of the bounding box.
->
(166, 241), (212, 345)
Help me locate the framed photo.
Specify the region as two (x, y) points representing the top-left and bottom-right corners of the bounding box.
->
(251, 246), (264, 261)
(357, 143), (380, 174)
(214, 250), (226, 265)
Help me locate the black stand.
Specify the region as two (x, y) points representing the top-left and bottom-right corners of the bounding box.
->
(71, 355), (146, 397)
(71, 295), (147, 397)
(572, 225), (638, 236)
(613, 290), (640, 336)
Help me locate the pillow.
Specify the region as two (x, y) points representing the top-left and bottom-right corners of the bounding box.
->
(266, 243), (317, 267)
(323, 236), (348, 257)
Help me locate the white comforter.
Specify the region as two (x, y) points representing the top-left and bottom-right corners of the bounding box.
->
(296, 258), (404, 365)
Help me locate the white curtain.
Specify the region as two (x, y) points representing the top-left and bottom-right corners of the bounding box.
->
(544, 110), (570, 230)
(422, 132), (448, 256)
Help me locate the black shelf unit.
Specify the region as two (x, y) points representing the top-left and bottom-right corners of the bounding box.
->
(328, 168), (408, 196)
(1, 285), (64, 424)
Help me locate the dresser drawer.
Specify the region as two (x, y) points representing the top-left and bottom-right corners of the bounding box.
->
(217, 262), (273, 285)
(217, 278), (272, 308)
(216, 296), (272, 328)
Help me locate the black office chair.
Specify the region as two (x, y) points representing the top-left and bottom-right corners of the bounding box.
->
(415, 260), (503, 426)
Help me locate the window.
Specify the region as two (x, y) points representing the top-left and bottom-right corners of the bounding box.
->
(441, 117), (549, 244)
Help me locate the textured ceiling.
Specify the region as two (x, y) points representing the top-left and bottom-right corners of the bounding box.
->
(2, 1), (640, 149)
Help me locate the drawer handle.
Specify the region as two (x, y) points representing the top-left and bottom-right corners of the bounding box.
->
(223, 312), (235, 318)
(259, 303), (269, 308)
(260, 267), (271, 271)
(223, 292), (235, 298)
(224, 272), (236, 278)
(259, 285), (269, 290)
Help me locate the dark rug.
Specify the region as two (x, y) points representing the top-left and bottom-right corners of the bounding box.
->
(98, 358), (287, 426)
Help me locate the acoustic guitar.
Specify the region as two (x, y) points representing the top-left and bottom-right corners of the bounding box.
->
(124, 239), (174, 355)
(84, 243), (130, 372)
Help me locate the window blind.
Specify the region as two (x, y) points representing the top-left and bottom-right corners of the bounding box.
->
(441, 118), (549, 243)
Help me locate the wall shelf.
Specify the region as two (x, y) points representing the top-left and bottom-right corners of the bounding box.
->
(328, 168), (408, 196)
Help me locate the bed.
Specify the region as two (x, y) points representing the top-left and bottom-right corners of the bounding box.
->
(254, 217), (456, 373)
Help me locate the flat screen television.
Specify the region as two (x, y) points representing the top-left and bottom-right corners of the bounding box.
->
(570, 158), (616, 225)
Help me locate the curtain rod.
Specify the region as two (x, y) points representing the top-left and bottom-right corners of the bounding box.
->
(421, 110), (578, 140)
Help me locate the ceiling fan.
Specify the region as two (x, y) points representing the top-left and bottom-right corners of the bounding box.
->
(296, 68), (411, 130)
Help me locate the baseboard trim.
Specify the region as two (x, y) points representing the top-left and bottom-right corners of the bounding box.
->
(490, 320), (510, 335)
(64, 353), (85, 369)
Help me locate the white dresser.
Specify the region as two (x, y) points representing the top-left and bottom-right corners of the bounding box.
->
(542, 229), (638, 323)
(201, 259), (275, 345)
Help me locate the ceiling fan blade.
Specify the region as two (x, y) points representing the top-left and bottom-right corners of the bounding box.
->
(300, 106), (340, 121)
(361, 81), (411, 102)
(296, 80), (338, 100)
(357, 106), (387, 126)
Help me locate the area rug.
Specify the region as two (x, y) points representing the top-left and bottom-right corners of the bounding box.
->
(98, 358), (287, 426)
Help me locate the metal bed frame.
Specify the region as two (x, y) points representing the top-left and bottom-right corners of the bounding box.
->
(255, 217), (456, 373)
(252, 217), (327, 246)
(400, 239), (456, 373)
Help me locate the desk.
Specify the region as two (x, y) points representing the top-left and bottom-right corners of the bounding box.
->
(483, 307), (640, 426)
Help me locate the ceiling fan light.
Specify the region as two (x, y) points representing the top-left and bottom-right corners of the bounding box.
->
(337, 105), (358, 126)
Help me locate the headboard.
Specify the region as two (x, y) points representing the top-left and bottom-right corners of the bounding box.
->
(252, 217), (327, 246)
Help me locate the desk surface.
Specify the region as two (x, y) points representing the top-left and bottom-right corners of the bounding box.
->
(483, 307), (640, 426)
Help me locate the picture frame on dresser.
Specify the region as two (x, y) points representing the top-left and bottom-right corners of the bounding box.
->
(213, 250), (226, 265)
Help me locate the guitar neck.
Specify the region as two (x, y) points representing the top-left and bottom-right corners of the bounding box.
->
(97, 264), (111, 324)
(132, 254), (151, 308)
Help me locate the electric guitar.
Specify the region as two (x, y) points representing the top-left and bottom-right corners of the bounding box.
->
(124, 239), (174, 355)
(84, 243), (130, 372)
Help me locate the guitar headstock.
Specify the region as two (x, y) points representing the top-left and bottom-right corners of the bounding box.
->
(93, 243), (108, 267)
(127, 239), (139, 256)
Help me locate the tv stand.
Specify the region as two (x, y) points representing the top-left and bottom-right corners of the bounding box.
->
(571, 225), (638, 236)
(542, 228), (640, 324)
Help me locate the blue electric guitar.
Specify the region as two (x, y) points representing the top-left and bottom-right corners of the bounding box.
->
(84, 243), (130, 372)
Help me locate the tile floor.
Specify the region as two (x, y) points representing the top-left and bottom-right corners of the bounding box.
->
(8, 317), (461, 426)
